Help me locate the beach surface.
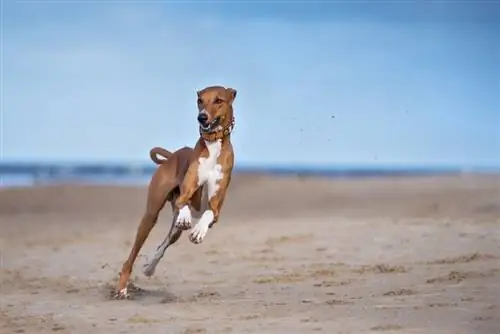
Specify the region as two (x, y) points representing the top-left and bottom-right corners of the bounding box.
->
(1, 174), (499, 333)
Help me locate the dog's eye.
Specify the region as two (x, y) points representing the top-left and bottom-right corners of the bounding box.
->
(197, 98), (203, 105)
(214, 97), (223, 104)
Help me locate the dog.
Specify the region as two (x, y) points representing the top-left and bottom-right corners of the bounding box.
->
(115, 85), (237, 298)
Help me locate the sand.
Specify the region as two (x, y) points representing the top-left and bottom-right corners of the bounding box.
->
(1, 174), (499, 334)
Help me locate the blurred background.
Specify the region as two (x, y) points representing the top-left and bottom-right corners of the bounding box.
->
(1, 1), (499, 186)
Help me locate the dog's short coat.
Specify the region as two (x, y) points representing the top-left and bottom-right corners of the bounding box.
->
(116, 86), (237, 298)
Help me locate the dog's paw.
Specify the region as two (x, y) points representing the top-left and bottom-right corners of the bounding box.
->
(188, 210), (213, 244)
(112, 287), (131, 300)
(110, 283), (146, 300)
(175, 206), (192, 230)
(142, 262), (156, 277)
(189, 224), (208, 244)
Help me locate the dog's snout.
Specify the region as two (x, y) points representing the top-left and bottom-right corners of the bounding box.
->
(197, 113), (209, 124)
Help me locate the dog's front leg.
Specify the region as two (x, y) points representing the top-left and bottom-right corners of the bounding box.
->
(175, 165), (201, 230)
(189, 174), (230, 244)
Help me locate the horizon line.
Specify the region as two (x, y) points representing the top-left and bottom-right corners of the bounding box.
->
(1, 161), (500, 173)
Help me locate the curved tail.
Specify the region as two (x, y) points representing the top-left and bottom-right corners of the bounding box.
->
(149, 147), (173, 165)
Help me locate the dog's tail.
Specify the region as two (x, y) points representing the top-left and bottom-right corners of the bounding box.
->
(149, 147), (173, 165)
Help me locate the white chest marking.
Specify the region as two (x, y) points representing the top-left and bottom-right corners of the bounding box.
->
(197, 139), (224, 200)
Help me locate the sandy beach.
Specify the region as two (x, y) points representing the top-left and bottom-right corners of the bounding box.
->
(1, 174), (499, 334)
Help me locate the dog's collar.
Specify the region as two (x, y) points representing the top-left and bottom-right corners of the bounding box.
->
(199, 117), (235, 142)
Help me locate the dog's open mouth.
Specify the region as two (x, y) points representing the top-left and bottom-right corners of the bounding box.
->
(200, 117), (221, 132)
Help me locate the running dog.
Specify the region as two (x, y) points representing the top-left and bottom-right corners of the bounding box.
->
(115, 85), (237, 298)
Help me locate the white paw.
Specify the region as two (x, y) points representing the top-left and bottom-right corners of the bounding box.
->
(189, 210), (214, 244)
(175, 205), (192, 230)
(113, 287), (129, 299)
(189, 223), (208, 244)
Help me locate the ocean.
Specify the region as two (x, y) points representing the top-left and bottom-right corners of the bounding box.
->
(0, 162), (476, 189)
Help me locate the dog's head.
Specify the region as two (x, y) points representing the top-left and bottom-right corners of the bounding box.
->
(196, 86), (237, 133)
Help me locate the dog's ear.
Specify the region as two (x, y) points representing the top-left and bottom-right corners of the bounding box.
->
(226, 88), (237, 103)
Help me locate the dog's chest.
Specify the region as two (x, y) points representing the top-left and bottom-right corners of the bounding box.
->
(197, 140), (223, 199)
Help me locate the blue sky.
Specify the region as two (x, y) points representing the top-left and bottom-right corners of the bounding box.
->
(2, 1), (499, 167)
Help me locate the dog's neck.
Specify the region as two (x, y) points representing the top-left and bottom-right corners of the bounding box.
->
(199, 117), (235, 143)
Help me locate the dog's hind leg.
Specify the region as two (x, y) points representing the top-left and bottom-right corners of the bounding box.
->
(116, 174), (175, 299)
(142, 192), (183, 277)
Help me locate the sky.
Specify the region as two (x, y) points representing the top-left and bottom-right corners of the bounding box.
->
(1, 1), (499, 168)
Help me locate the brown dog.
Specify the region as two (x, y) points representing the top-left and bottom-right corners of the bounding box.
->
(116, 86), (237, 298)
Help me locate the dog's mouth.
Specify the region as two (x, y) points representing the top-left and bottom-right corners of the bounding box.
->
(199, 116), (221, 132)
